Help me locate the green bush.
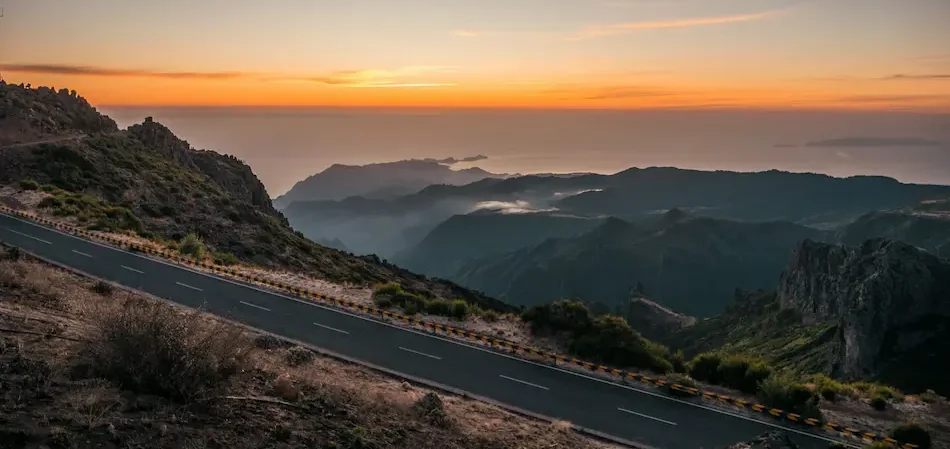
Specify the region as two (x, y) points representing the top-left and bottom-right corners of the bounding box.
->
(403, 302), (419, 316)
(743, 360), (773, 394)
(19, 179), (39, 190)
(372, 282), (403, 297)
(448, 299), (470, 320)
(870, 394), (888, 411)
(808, 374), (845, 402)
(889, 423), (931, 449)
(872, 385), (900, 400)
(179, 233), (206, 259)
(374, 296), (393, 309)
(718, 356), (752, 391)
(213, 251), (239, 266)
(757, 375), (821, 418)
(423, 298), (452, 316)
(522, 300), (592, 335)
(571, 315), (672, 373)
(671, 349), (687, 373)
(688, 352), (723, 384)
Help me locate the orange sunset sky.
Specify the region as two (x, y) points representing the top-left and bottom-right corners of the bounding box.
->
(1, 0), (948, 111)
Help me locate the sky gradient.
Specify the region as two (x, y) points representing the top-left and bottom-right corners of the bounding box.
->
(1, 0), (949, 110)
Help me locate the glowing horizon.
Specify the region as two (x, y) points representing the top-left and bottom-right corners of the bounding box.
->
(1, 0), (948, 111)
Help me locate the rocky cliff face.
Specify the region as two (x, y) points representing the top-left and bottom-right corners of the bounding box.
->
(127, 118), (279, 217)
(623, 296), (696, 341)
(778, 239), (950, 383)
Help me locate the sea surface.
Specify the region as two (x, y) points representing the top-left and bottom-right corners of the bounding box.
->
(101, 107), (950, 196)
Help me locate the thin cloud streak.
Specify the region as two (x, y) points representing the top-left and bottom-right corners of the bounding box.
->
(883, 74), (950, 80)
(284, 66), (459, 88)
(0, 63), (248, 79)
(569, 9), (785, 40)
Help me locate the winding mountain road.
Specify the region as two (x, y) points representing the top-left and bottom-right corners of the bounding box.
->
(0, 211), (847, 449)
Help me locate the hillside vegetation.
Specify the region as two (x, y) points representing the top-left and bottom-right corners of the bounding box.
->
(454, 212), (827, 316)
(0, 82), (509, 312)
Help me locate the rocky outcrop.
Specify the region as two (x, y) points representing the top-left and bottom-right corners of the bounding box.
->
(127, 118), (280, 217)
(724, 431), (798, 449)
(623, 295), (696, 340)
(778, 238), (950, 382)
(0, 82), (117, 146)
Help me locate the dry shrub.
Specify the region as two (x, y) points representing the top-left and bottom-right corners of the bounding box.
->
(91, 280), (115, 296)
(254, 334), (291, 350)
(414, 392), (450, 427)
(271, 376), (301, 402)
(82, 298), (250, 402)
(285, 346), (316, 367)
(65, 384), (121, 428)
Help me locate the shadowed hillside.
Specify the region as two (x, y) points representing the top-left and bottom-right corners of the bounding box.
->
(0, 82), (510, 312)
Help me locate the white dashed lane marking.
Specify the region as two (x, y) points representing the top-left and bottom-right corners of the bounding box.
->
(314, 322), (350, 334)
(399, 346), (442, 360)
(240, 300), (271, 312)
(175, 282), (204, 292)
(618, 407), (678, 426)
(499, 375), (549, 391)
(4, 228), (52, 244)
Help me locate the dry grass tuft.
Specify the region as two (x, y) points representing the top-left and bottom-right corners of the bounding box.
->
(81, 298), (251, 402)
(64, 383), (122, 428)
(551, 420), (573, 433)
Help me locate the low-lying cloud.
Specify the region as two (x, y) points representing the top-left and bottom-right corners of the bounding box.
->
(473, 200), (557, 215)
(553, 189), (604, 198)
(805, 137), (942, 148)
(423, 155), (488, 164)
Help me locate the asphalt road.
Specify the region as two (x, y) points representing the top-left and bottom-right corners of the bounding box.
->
(0, 212), (841, 449)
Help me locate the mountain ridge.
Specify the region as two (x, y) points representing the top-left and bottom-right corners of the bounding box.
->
(0, 82), (510, 312)
(273, 158), (512, 209)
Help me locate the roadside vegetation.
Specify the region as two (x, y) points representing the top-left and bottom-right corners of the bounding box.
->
(0, 253), (616, 449)
(372, 282), (480, 320)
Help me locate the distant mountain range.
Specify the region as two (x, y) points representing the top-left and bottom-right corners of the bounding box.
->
(273, 159), (512, 209)
(282, 166), (950, 258)
(408, 205), (950, 317)
(450, 211), (830, 317)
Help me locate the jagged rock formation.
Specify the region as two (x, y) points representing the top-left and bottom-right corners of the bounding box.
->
(778, 239), (950, 391)
(0, 82), (117, 146)
(128, 117), (279, 216)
